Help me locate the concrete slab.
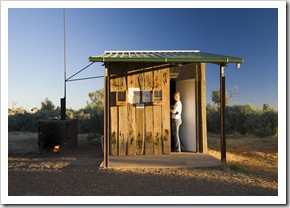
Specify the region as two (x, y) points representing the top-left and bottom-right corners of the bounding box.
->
(106, 152), (221, 168)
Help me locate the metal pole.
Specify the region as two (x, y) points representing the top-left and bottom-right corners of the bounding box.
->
(64, 8), (66, 99)
(61, 8), (67, 120)
(220, 65), (226, 163)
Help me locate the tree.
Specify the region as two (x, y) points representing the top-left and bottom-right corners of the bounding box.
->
(211, 90), (221, 106)
(211, 86), (238, 106)
(81, 89), (105, 134)
(263, 104), (270, 112)
(41, 98), (55, 111)
(86, 89), (104, 111)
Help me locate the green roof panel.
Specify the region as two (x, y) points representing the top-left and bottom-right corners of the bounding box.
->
(89, 50), (244, 64)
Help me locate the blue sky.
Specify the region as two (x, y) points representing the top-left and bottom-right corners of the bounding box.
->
(8, 7), (279, 110)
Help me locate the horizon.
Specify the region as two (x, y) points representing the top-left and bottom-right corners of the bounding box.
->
(8, 91), (278, 112)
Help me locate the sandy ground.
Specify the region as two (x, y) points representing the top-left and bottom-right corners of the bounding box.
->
(7, 132), (278, 198)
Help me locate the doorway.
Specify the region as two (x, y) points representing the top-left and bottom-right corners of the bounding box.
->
(170, 79), (197, 152)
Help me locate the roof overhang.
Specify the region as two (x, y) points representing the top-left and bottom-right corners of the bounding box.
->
(89, 50), (244, 66)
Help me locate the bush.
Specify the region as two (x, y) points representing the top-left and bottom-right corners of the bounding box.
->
(8, 94), (104, 134)
(8, 112), (32, 131)
(206, 104), (220, 134)
(251, 110), (278, 137)
(207, 103), (278, 137)
(226, 104), (257, 135)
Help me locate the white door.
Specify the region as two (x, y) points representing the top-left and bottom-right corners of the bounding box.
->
(176, 79), (196, 152)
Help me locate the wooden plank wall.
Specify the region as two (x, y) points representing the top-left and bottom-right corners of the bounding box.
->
(109, 63), (170, 155)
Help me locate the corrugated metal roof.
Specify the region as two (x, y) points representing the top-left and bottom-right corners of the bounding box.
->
(89, 50), (244, 64)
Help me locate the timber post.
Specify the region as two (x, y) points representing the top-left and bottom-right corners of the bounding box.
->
(220, 65), (226, 163)
(104, 66), (110, 168)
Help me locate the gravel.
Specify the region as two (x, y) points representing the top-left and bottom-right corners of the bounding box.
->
(8, 134), (278, 197)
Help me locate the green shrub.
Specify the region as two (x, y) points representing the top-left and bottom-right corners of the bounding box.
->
(207, 103), (278, 138)
(8, 92), (105, 134)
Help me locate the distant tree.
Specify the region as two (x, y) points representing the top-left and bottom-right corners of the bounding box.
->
(263, 104), (270, 112)
(211, 90), (231, 106)
(41, 98), (55, 111)
(8, 107), (26, 115)
(211, 86), (238, 106)
(211, 90), (221, 106)
(86, 89), (104, 111)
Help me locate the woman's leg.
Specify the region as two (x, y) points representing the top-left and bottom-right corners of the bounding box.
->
(172, 119), (182, 152)
(175, 119), (182, 152)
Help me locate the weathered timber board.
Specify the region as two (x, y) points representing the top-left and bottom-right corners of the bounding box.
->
(144, 70), (153, 155)
(109, 70), (119, 156)
(135, 71), (145, 155)
(118, 105), (127, 155)
(153, 68), (162, 89)
(110, 77), (118, 92)
(110, 106), (118, 155)
(144, 106), (153, 155)
(127, 73), (136, 155)
(153, 69), (163, 155)
(118, 73), (127, 155)
(161, 68), (171, 154)
(153, 105), (162, 155)
(127, 104), (136, 155)
(136, 107), (144, 155)
(144, 70), (153, 91)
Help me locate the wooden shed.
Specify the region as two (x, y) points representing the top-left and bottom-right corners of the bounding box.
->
(89, 50), (243, 167)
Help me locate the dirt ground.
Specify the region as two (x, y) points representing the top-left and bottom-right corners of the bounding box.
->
(7, 132), (278, 197)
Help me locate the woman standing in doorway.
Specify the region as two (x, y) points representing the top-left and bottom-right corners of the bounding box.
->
(171, 91), (182, 152)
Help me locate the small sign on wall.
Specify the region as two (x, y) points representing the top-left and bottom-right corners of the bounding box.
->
(152, 89), (162, 104)
(116, 90), (127, 105)
(142, 90), (151, 103)
(128, 88), (140, 104)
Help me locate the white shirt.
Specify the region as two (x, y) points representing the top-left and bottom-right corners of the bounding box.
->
(171, 100), (182, 119)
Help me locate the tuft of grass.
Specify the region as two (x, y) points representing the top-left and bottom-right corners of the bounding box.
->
(218, 161), (252, 175)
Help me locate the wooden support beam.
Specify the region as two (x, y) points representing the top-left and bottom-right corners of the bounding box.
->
(200, 63), (207, 153)
(195, 63), (207, 153)
(220, 65), (226, 163)
(195, 65), (200, 152)
(103, 67), (110, 168)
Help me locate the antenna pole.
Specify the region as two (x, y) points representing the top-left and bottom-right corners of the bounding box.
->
(61, 8), (67, 120)
(64, 8), (66, 99)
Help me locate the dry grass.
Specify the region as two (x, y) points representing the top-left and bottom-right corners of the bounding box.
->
(207, 133), (278, 181)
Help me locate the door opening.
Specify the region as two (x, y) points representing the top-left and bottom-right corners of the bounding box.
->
(175, 79), (197, 152)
